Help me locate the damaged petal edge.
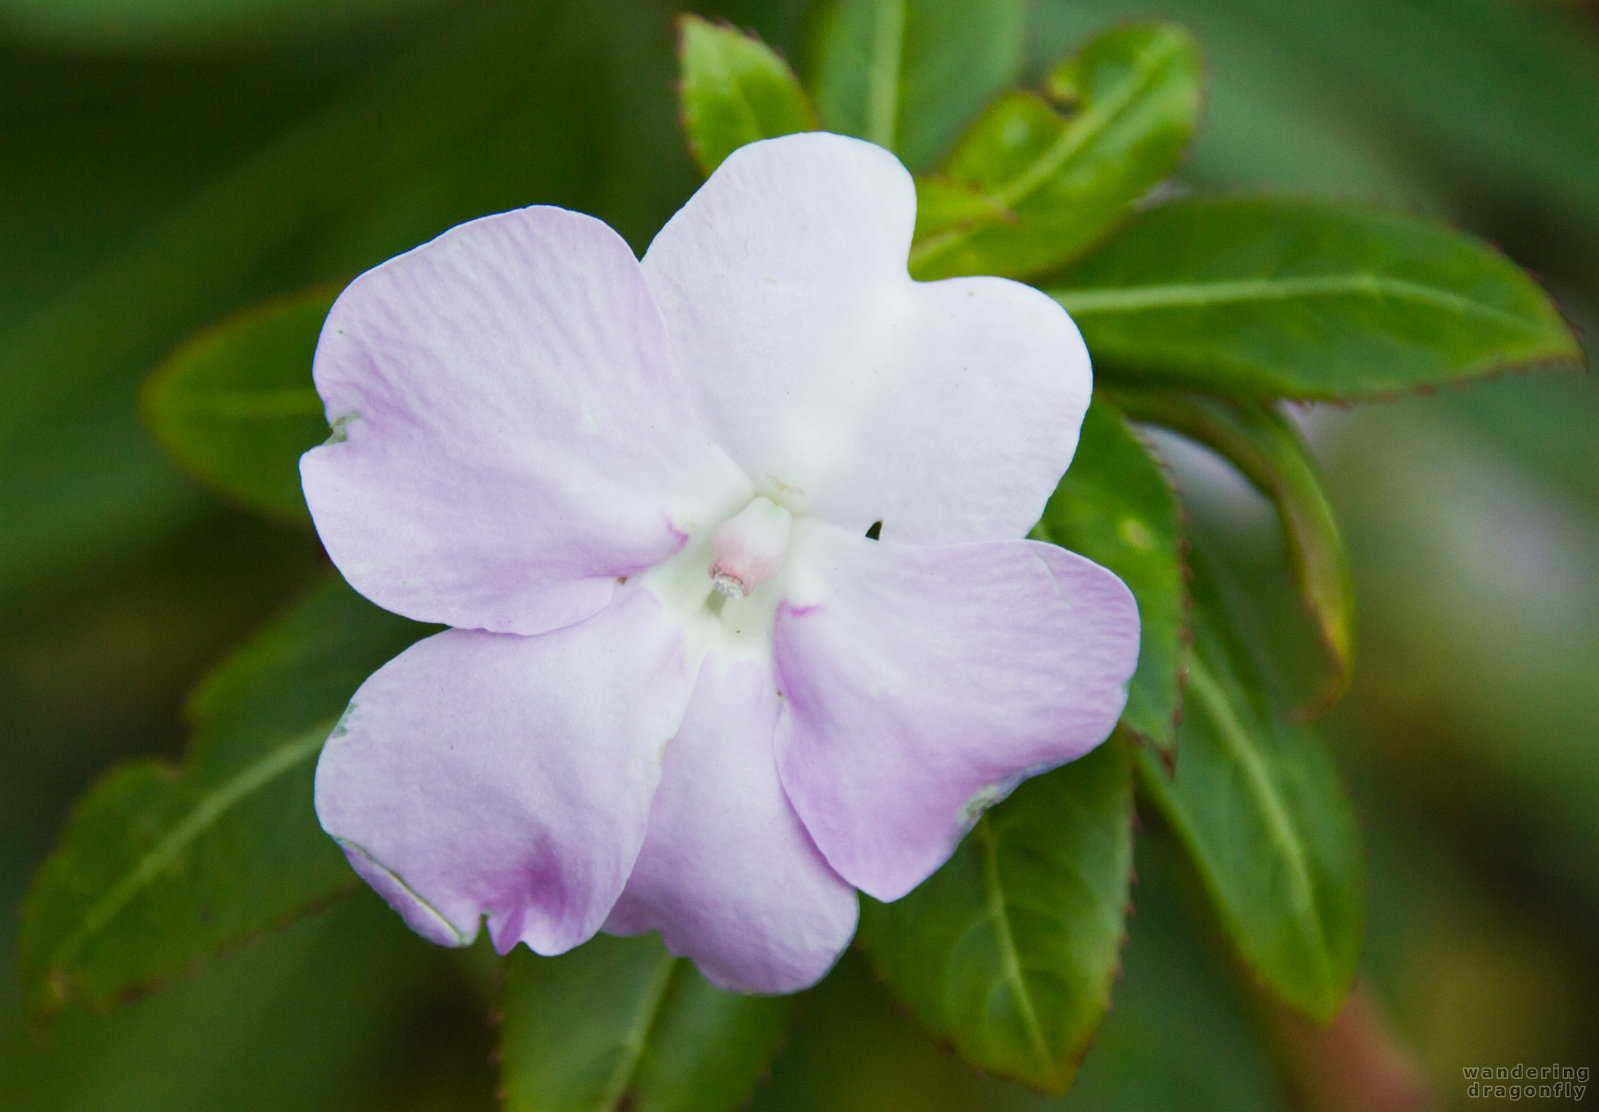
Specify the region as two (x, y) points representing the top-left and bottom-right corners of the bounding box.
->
(336, 838), (473, 947)
(328, 700), (357, 741)
(323, 411), (358, 445)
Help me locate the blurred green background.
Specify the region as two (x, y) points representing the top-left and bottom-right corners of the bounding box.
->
(1, 0), (1594, 1108)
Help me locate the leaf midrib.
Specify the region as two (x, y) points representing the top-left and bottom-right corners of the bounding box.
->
(864, 0), (907, 149)
(689, 24), (764, 171)
(1185, 656), (1332, 988)
(596, 953), (683, 1111)
(974, 818), (1056, 1083)
(1051, 273), (1543, 333)
(994, 32), (1184, 210)
(908, 29), (1185, 271)
(46, 720), (335, 979)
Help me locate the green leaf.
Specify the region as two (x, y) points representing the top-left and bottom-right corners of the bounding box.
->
(1037, 0), (1599, 239)
(859, 739), (1135, 1094)
(1032, 400), (1186, 754)
(678, 15), (816, 177)
(500, 933), (794, 1112)
(1058, 827), (1296, 1112)
(1051, 196), (1585, 399)
(909, 22), (1203, 281)
(142, 288), (336, 522)
(1117, 390), (1354, 715)
(805, 0), (1026, 171)
(910, 176), (1014, 241)
(0, 896), (486, 1112)
(16, 576), (426, 1022)
(1136, 555), (1364, 1021)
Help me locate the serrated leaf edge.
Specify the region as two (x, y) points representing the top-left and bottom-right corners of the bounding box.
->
(1143, 656), (1343, 1017)
(38, 720), (333, 998)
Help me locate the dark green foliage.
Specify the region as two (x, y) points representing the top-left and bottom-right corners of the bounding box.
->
(910, 23), (1203, 281)
(1034, 400), (1186, 755)
(1053, 197), (1583, 399)
(806, 0), (1027, 171)
(679, 15), (817, 176)
(17, 577), (427, 1021)
(142, 288), (337, 522)
(1136, 555), (1365, 1021)
(860, 740), (1135, 1093)
(500, 933), (795, 1112)
(1117, 391), (1354, 713)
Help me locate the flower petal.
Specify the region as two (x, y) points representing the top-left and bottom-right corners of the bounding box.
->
(302, 205), (749, 635)
(604, 651), (857, 994)
(773, 521), (1139, 901)
(314, 588), (694, 954)
(641, 132), (1089, 544)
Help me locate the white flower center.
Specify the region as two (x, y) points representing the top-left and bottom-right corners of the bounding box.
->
(708, 496), (792, 598)
(637, 494), (799, 663)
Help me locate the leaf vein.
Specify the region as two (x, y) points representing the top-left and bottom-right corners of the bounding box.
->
(596, 953), (682, 1111)
(46, 721), (333, 979)
(1051, 274), (1539, 331)
(975, 819), (1055, 1078)
(1187, 657), (1333, 987)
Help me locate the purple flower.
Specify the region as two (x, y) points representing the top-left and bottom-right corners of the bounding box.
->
(303, 133), (1139, 994)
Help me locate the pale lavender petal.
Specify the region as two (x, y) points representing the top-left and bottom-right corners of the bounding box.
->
(314, 588), (694, 954)
(642, 132), (1089, 544)
(773, 521), (1139, 901)
(605, 651), (857, 994)
(302, 205), (749, 635)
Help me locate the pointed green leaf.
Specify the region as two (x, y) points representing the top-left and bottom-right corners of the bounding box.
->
(909, 22), (1203, 281)
(678, 15), (817, 177)
(1136, 556), (1364, 1021)
(1051, 196), (1585, 399)
(1032, 400), (1186, 754)
(500, 933), (794, 1112)
(1117, 390), (1354, 714)
(142, 288), (336, 522)
(17, 576), (427, 1022)
(806, 0), (1026, 171)
(859, 739), (1135, 1094)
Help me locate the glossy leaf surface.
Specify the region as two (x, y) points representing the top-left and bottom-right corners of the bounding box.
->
(910, 22), (1202, 281)
(1137, 557), (1364, 1021)
(1034, 400), (1186, 754)
(806, 0), (1026, 171)
(678, 15), (816, 177)
(17, 577), (426, 1021)
(143, 288), (335, 522)
(1052, 196), (1584, 399)
(500, 933), (794, 1112)
(859, 740), (1134, 1093)
(755, 830), (1293, 1112)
